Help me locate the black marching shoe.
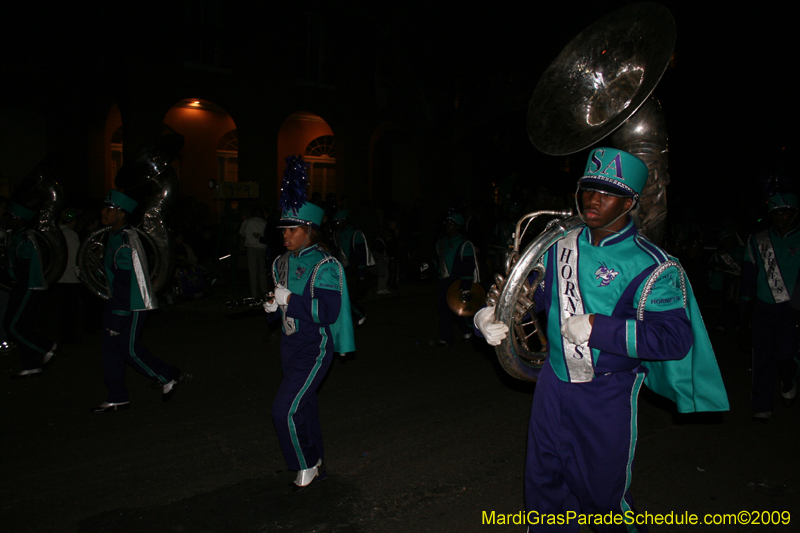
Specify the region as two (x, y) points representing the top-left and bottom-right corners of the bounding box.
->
(92, 401), (130, 413)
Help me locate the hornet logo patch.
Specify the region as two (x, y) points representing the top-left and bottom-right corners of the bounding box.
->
(295, 266), (307, 279)
(595, 262), (619, 287)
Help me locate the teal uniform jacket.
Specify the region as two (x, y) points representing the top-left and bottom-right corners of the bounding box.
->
(536, 221), (728, 413)
(8, 229), (47, 290)
(742, 225), (800, 305)
(435, 233), (477, 285)
(272, 244), (355, 354)
(104, 226), (157, 314)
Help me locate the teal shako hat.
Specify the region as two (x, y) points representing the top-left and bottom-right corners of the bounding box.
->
(277, 155), (324, 229)
(767, 193), (798, 213)
(333, 209), (349, 222)
(278, 203), (325, 229)
(578, 147), (649, 199)
(104, 189), (138, 214)
(9, 202), (36, 221)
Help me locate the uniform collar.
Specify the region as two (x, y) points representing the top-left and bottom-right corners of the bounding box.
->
(772, 223), (800, 239)
(582, 218), (637, 247)
(111, 224), (130, 236)
(294, 243), (320, 257)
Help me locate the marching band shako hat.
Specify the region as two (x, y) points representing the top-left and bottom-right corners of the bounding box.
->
(104, 189), (138, 214)
(9, 202), (36, 221)
(578, 147), (649, 198)
(333, 209), (349, 222)
(276, 155), (324, 229)
(277, 202), (325, 229)
(767, 193), (798, 213)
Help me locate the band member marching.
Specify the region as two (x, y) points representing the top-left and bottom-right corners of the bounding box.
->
(6, 202), (57, 378)
(741, 191), (799, 421)
(264, 156), (355, 492)
(433, 211), (479, 346)
(475, 148), (728, 531)
(92, 190), (181, 412)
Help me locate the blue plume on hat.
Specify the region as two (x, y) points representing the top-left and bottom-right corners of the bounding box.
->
(279, 155), (310, 215)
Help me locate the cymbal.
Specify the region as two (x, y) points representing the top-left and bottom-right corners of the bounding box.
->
(446, 281), (486, 317)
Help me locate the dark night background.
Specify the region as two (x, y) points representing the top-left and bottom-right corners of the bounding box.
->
(1, 3), (799, 532)
(2, 1), (796, 231)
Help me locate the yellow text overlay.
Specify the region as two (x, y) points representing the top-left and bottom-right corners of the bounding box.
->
(481, 510), (791, 526)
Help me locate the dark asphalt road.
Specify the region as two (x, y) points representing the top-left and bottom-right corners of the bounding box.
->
(2, 281), (798, 532)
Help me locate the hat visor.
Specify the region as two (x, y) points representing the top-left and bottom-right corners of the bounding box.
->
(277, 217), (313, 229)
(578, 177), (635, 198)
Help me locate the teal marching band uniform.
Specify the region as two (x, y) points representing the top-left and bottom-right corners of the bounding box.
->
(742, 192), (800, 418)
(6, 202), (57, 377)
(95, 190), (179, 411)
(435, 212), (479, 345)
(476, 148), (728, 532)
(333, 209), (372, 325)
(266, 156), (355, 491)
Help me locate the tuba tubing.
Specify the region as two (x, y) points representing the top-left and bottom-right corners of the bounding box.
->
(78, 134), (182, 300)
(490, 214), (584, 382)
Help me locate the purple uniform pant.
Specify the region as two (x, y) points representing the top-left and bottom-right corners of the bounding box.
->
(102, 309), (178, 403)
(272, 329), (333, 471)
(751, 301), (800, 413)
(526, 363), (648, 533)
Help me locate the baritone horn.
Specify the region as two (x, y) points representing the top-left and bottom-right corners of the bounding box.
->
(491, 2), (676, 382)
(78, 134), (182, 299)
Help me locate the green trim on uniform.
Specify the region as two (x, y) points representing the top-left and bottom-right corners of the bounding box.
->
(10, 289), (47, 355)
(621, 372), (646, 532)
(626, 320), (638, 358)
(125, 312), (167, 383)
(312, 299), (320, 323)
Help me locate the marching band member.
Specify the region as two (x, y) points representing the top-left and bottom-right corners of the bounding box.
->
(332, 209), (372, 325)
(475, 148), (728, 531)
(92, 190), (180, 412)
(265, 156), (355, 493)
(742, 191), (799, 421)
(6, 202), (57, 378)
(434, 212), (478, 346)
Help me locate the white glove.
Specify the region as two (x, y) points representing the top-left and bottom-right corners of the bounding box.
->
(263, 299), (278, 313)
(561, 314), (593, 345)
(274, 285), (292, 306)
(474, 306), (509, 346)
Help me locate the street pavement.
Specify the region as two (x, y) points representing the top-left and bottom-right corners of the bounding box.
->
(1, 281), (798, 532)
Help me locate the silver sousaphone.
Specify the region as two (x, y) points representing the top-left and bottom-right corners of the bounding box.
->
(78, 134), (182, 299)
(491, 2), (676, 381)
(1, 159), (69, 291)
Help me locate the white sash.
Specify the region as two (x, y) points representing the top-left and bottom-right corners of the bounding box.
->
(719, 252), (741, 276)
(555, 230), (594, 382)
(755, 232), (790, 304)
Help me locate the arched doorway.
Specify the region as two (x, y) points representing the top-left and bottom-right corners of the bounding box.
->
(277, 111), (336, 203)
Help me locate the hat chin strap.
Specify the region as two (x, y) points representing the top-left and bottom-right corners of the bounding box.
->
(574, 186), (638, 234)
